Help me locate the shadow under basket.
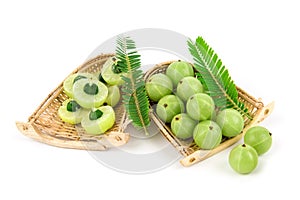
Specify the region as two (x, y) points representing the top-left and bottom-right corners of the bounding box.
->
(16, 54), (130, 151)
(144, 61), (275, 167)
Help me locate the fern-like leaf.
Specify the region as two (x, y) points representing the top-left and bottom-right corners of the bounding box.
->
(187, 36), (251, 119)
(115, 36), (150, 134)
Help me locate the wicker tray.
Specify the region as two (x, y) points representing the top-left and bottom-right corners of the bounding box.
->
(16, 54), (130, 150)
(145, 61), (274, 167)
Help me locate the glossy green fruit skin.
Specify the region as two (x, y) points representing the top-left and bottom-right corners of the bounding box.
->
(186, 93), (215, 121)
(58, 99), (88, 124)
(81, 106), (115, 135)
(73, 78), (108, 109)
(229, 144), (258, 174)
(63, 73), (96, 98)
(104, 85), (120, 107)
(176, 77), (203, 102)
(166, 61), (194, 86)
(156, 95), (185, 123)
(244, 126), (272, 155)
(216, 108), (244, 137)
(146, 73), (173, 102)
(171, 113), (197, 139)
(193, 120), (222, 149)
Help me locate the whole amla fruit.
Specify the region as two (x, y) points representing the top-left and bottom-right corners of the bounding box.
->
(166, 60), (194, 86)
(171, 113), (197, 139)
(186, 93), (215, 121)
(193, 120), (222, 149)
(146, 73), (173, 102)
(156, 95), (184, 123)
(216, 108), (244, 137)
(229, 144), (258, 174)
(244, 126), (272, 155)
(176, 77), (203, 102)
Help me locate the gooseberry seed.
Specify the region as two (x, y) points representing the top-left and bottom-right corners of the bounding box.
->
(89, 109), (103, 120)
(66, 100), (81, 112)
(83, 83), (99, 95)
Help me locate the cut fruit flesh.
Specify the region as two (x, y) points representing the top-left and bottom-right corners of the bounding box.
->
(101, 56), (126, 86)
(63, 73), (97, 98)
(104, 85), (121, 107)
(58, 99), (88, 124)
(81, 106), (115, 135)
(73, 78), (108, 109)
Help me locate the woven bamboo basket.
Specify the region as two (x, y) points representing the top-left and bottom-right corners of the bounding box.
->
(144, 61), (274, 167)
(16, 53), (130, 150)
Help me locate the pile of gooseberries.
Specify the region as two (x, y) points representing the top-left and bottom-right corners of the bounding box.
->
(59, 57), (122, 135)
(146, 60), (245, 147)
(229, 126), (272, 174)
(145, 60), (272, 174)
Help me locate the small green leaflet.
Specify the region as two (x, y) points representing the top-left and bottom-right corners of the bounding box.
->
(115, 36), (150, 134)
(187, 36), (252, 119)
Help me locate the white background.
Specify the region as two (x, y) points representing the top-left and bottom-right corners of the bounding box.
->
(1, 0), (299, 199)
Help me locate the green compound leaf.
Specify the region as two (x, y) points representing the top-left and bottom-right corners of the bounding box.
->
(188, 36), (252, 119)
(115, 36), (150, 134)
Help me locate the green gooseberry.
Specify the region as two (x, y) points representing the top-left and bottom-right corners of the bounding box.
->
(186, 93), (215, 121)
(193, 120), (222, 150)
(229, 144), (258, 174)
(216, 108), (244, 137)
(171, 113), (197, 140)
(166, 60), (194, 86)
(146, 73), (173, 102)
(156, 95), (184, 123)
(244, 126), (272, 155)
(176, 76), (203, 102)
